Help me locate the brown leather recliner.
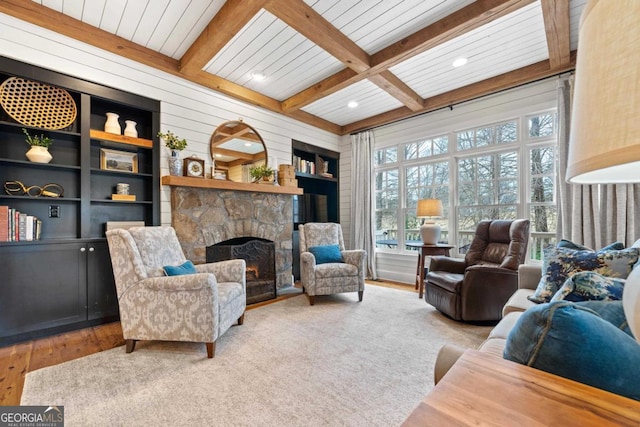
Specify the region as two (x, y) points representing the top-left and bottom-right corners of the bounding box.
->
(424, 219), (530, 322)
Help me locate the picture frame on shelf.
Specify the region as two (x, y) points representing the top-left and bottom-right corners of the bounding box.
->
(100, 148), (138, 173)
(213, 169), (228, 180)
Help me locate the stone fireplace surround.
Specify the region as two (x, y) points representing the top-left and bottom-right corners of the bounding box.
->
(166, 181), (297, 291)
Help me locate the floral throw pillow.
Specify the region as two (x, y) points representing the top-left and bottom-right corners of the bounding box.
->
(528, 245), (639, 303)
(550, 271), (626, 302)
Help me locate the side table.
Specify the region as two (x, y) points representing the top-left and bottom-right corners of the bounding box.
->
(402, 350), (640, 426)
(406, 243), (454, 299)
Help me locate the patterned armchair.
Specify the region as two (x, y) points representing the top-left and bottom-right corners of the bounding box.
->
(299, 222), (366, 305)
(105, 226), (246, 358)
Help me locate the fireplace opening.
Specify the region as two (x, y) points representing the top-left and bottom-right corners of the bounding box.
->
(206, 237), (276, 304)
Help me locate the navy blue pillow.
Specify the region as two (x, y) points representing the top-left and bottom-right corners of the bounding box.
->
(308, 244), (344, 264)
(163, 260), (197, 276)
(504, 301), (640, 400)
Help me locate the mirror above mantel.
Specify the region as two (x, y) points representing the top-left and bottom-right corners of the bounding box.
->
(210, 119), (267, 182)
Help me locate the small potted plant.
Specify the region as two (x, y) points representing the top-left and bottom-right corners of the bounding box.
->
(157, 130), (188, 175)
(249, 164), (274, 183)
(23, 128), (53, 163)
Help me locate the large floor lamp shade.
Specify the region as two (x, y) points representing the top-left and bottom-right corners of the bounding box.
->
(566, 0), (640, 184)
(566, 0), (640, 343)
(417, 199), (443, 244)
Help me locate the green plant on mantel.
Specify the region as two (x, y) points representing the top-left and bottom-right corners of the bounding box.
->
(23, 128), (53, 147)
(249, 164), (274, 182)
(157, 130), (187, 151)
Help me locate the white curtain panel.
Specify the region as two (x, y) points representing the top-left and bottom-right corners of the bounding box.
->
(599, 184), (640, 247)
(351, 131), (377, 279)
(557, 77), (640, 248)
(556, 77), (600, 248)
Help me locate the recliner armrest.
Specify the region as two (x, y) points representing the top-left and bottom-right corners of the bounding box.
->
(196, 259), (246, 285)
(342, 249), (366, 272)
(429, 256), (466, 274)
(139, 273), (216, 292)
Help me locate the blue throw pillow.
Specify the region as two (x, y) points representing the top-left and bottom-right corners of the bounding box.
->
(550, 271), (626, 302)
(308, 244), (344, 264)
(528, 245), (639, 303)
(163, 260), (197, 276)
(557, 240), (624, 251)
(504, 301), (640, 400)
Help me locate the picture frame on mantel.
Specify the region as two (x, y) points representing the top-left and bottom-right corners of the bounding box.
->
(100, 148), (138, 173)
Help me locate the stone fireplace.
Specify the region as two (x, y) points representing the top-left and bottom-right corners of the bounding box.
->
(165, 181), (296, 292)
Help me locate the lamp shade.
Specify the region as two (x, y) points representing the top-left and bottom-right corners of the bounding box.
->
(417, 199), (443, 244)
(416, 199), (443, 218)
(566, 0), (640, 183)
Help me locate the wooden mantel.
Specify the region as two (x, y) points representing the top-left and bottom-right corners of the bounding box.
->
(161, 175), (304, 195)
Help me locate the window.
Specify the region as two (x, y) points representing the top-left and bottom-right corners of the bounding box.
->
(405, 136), (448, 160)
(405, 161), (450, 248)
(374, 110), (557, 261)
(375, 168), (399, 248)
(457, 120), (518, 151)
(375, 147), (397, 165)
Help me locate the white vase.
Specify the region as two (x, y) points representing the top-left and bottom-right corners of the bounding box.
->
(124, 120), (138, 138)
(105, 112), (121, 134)
(26, 145), (53, 163)
(168, 150), (182, 176)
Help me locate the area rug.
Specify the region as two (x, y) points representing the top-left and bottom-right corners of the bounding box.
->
(21, 284), (491, 426)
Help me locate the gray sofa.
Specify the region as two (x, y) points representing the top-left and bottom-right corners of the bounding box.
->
(434, 264), (540, 383)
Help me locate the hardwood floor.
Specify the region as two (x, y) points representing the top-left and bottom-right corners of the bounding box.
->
(0, 280), (415, 406)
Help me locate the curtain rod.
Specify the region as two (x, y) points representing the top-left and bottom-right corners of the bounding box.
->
(350, 71), (574, 136)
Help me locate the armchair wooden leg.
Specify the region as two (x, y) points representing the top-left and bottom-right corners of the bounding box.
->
(206, 342), (216, 358)
(238, 313), (245, 325)
(308, 295), (315, 305)
(358, 291), (363, 302)
(125, 339), (137, 354)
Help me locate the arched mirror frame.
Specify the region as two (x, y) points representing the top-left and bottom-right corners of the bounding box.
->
(210, 119), (268, 182)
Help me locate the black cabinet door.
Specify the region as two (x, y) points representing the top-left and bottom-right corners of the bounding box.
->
(87, 241), (119, 320)
(0, 242), (87, 338)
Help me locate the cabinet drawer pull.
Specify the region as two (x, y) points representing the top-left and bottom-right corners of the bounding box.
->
(89, 247), (95, 252)
(80, 247), (86, 252)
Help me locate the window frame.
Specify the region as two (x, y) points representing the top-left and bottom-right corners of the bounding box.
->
(373, 109), (558, 261)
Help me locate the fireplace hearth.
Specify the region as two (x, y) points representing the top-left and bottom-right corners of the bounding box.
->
(207, 237), (276, 304)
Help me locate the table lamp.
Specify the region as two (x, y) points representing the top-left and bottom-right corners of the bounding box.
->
(417, 199), (443, 244)
(566, 0), (640, 342)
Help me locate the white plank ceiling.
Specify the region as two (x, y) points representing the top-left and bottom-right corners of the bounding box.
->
(22, 0), (587, 134)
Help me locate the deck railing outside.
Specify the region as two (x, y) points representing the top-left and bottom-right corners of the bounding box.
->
(376, 229), (555, 261)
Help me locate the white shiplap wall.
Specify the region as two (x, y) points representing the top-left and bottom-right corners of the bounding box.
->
(342, 78), (559, 284)
(0, 13), (341, 228)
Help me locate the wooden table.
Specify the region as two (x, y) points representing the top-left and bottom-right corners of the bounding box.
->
(407, 243), (454, 298)
(402, 350), (640, 427)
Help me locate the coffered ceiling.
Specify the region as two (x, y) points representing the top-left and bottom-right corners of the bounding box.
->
(1, 0), (586, 134)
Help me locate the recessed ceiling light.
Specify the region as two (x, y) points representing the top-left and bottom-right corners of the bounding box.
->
(244, 142), (252, 147)
(452, 57), (468, 67)
(250, 70), (266, 81)
(348, 101), (358, 108)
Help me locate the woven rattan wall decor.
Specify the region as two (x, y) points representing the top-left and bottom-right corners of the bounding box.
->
(0, 77), (77, 130)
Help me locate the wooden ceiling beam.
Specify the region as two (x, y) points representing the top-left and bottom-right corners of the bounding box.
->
(281, 68), (360, 113)
(371, 0), (536, 70)
(0, 0), (179, 74)
(368, 71), (424, 111)
(341, 53), (576, 135)
(265, 0), (370, 73)
(540, 0), (571, 69)
(280, 0), (535, 113)
(179, 0), (268, 73)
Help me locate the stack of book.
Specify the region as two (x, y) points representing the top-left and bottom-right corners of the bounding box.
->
(293, 155), (316, 175)
(0, 205), (42, 242)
